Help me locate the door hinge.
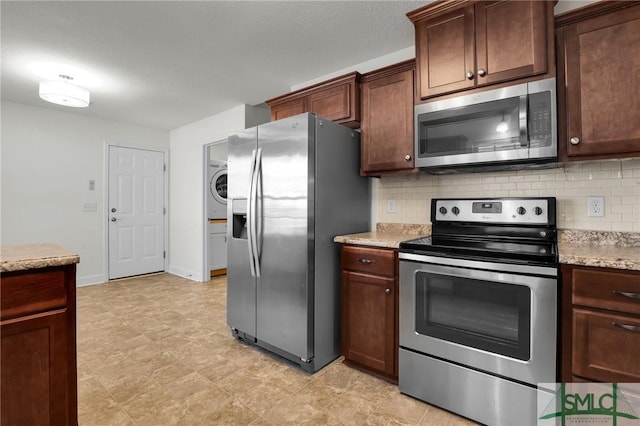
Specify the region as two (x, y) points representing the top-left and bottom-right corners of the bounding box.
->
(163, 207), (166, 215)
(163, 164), (167, 172)
(163, 251), (166, 259)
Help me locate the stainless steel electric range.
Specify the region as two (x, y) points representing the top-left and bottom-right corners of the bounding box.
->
(398, 197), (559, 426)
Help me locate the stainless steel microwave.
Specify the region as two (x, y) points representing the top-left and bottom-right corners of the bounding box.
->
(414, 78), (557, 171)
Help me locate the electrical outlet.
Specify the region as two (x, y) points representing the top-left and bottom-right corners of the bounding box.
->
(587, 196), (605, 217)
(387, 199), (396, 214)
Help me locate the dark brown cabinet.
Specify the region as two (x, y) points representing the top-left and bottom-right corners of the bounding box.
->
(556, 2), (640, 160)
(265, 72), (361, 129)
(340, 245), (398, 383)
(561, 264), (640, 383)
(1, 264), (77, 426)
(407, 0), (554, 100)
(360, 60), (416, 175)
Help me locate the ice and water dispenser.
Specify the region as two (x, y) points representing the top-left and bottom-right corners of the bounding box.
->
(232, 199), (248, 240)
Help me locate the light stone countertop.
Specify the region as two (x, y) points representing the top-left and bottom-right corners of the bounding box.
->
(558, 230), (640, 271)
(0, 243), (80, 273)
(333, 223), (431, 249)
(335, 224), (639, 271)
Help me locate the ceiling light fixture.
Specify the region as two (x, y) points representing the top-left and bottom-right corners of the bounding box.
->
(39, 75), (90, 108)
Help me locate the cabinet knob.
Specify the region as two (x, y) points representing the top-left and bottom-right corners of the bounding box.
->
(358, 258), (376, 265)
(385, 288), (391, 295)
(478, 68), (487, 77)
(404, 154), (411, 161)
(111, 207), (117, 213)
(466, 71), (474, 80)
(111, 217), (117, 222)
(570, 137), (580, 145)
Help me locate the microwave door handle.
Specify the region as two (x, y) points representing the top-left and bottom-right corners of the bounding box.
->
(518, 95), (528, 148)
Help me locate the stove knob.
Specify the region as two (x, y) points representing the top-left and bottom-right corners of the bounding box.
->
(451, 206), (460, 216)
(439, 206), (448, 215)
(533, 206), (543, 216)
(517, 206), (527, 215)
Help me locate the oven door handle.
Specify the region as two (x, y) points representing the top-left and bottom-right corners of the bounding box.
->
(399, 252), (557, 277)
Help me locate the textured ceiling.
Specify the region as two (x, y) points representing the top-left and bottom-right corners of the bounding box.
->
(1, 1), (427, 130)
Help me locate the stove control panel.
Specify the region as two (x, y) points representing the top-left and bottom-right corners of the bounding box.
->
(433, 198), (553, 224)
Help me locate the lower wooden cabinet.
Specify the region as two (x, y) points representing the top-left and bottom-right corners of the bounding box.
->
(561, 264), (640, 383)
(1, 264), (77, 426)
(340, 245), (398, 383)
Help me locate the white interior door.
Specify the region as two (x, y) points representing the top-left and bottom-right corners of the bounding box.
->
(108, 146), (165, 279)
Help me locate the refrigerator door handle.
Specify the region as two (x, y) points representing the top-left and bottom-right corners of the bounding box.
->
(247, 148), (262, 277)
(247, 148), (258, 277)
(253, 148), (263, 277)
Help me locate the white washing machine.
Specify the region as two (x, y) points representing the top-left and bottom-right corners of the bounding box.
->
(208, 160), (227, 220)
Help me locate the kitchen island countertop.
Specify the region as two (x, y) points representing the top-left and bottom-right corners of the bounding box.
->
(0, 243), (80, 273)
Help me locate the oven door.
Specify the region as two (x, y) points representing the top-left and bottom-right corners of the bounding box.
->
(399, 253), (557, 385)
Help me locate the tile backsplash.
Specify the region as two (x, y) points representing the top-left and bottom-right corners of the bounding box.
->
(376, 158), (640, 232)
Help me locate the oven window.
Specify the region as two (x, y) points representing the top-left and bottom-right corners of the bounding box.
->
(415, 271), (531, 360)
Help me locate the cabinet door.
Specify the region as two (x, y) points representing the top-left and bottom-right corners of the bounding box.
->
(270, 97), (306, 122)
(209, 233), (227, 270)
(572, 308), (640, 382)
(562, 6), (640, 158)
(341, 271), (395, 376)
(306, 83), (353, 123)
(475, 1), (547, 87)
(1, 310), (70, 426)
(414, 4), (475, 99)
(361, 68), (415, 174)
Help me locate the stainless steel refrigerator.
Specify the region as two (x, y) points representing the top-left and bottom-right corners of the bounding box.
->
(227, 113), (370, 373)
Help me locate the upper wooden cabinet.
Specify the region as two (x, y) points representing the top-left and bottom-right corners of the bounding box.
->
(556, 2), (640, 161)
(360, 60), (416, 175)
(265, 72), (361, 129)
(407, 0), (555, 100)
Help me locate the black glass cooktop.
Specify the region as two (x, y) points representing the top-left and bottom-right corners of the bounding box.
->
(399, 235), (558, 266)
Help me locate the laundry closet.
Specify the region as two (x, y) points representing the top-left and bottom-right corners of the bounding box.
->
(207, 141), (228, 277)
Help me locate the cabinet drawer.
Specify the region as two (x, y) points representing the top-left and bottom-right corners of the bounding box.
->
(342, 246), (395, 278)
(572, 269), (640, 315)
(1, 269), (67, 320)
(573, 308), (640, 382)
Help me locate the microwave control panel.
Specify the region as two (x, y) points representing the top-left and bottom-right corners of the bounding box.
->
(528, 91), (552, 148)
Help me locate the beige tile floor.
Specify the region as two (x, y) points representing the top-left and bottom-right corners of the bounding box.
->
(77, 272), (477, 425)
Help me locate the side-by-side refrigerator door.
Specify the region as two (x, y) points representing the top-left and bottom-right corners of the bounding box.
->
(256, 114), (313, 362)
(227, 127), (257, 338)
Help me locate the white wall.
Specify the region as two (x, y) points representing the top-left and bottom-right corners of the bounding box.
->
(168, 104), (269, 282)
(1, 101), (169, 285)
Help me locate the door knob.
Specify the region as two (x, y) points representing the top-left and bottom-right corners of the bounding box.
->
(111, 217), (117, 222)
(478, 68), (487, 77)
(111, 208), (117, 213)
(466, 71), (474, 80)
(385, 288), (391, 295)
(570, 137), (580, 145)
(404, 154), (411, 161)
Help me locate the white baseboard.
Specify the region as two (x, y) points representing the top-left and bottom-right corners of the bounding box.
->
(76, 274), (107, 287)
(167, 265), (204, 282)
